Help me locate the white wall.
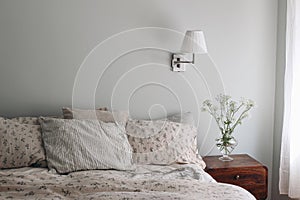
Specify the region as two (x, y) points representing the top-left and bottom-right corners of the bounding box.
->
(0, 0), (278, 198)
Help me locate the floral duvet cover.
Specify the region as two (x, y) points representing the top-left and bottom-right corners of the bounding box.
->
(0, 164), (255, 200)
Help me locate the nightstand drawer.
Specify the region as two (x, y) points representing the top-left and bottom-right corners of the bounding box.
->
(208, 167), (267, 185)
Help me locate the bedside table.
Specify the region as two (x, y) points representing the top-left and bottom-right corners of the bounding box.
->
(203, 154), (268, 200)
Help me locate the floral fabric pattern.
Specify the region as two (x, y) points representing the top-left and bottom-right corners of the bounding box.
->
(0, 164), (255, 199)
(126, 119), (206, 168)
(9, 117), (40, 125)
(0, 118), (46, 169)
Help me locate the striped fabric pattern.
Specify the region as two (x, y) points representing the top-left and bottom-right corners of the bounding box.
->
(39, 118), (134, 174)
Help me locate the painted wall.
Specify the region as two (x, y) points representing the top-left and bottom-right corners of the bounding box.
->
(0, 0), (278, 198)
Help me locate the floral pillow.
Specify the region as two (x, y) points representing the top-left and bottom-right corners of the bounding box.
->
(9, 116), (40, 125)
(126, 119), (206, 169)
(0, 118), (46, 169)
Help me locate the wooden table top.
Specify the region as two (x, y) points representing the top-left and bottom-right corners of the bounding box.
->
(203, 154), (263, 169)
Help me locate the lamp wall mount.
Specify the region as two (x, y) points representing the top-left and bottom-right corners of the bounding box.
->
(171, 53), (195, 72)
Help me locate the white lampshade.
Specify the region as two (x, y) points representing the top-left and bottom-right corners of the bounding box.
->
(181, 30), (207, 54)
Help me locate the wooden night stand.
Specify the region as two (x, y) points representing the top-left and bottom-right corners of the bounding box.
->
(203, 154), (268, 200)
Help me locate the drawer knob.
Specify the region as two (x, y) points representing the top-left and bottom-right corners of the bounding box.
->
(234, 175), (240, 180)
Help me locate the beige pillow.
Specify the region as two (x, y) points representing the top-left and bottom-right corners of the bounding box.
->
(62, 107), (128, 126)
(39, 118), (134, 174)
(126, 119), (206, 169)
(166, 112), (195, 126)
(0, 118), (46, 169)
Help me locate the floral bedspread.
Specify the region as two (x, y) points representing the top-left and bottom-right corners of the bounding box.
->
(0, 164), (255, 200)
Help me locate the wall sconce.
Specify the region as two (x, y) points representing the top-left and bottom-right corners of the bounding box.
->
(171, 30), (207, 72)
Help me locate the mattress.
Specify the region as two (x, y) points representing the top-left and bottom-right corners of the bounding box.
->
(0, 164), (255, 199)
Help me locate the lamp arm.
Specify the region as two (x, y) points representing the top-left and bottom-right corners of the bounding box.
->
(172, 53), (195, 64)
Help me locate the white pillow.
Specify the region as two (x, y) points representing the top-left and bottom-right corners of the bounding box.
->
(39, 118), (134, 174)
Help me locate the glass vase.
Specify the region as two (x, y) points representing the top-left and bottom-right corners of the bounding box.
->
(216, 136), (238, 161)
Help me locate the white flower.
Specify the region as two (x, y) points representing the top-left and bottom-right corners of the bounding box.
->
(201, 94), (255, 137)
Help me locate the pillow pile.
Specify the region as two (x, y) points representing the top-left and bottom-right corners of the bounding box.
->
(1, 108), (205, 173)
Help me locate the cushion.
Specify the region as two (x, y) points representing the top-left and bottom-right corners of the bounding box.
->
(166, 112), (195, 126)
(9, 116), (39, 125)
(39, 118), (134, 174)
(0, 118), (46, 169)
(126, 119), (206, 168)
(62, 107), (128, 126)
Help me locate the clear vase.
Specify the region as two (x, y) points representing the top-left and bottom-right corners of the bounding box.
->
(216, 136), (238, 161)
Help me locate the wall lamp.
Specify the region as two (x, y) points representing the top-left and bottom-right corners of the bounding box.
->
(171, 30), (207, 72)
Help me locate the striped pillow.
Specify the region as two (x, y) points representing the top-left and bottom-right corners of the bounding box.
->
(39, 118), (134, 174)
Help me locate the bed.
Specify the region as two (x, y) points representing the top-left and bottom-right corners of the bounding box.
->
(0, 164), (255, 199)
(0, 109), (256, 199)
